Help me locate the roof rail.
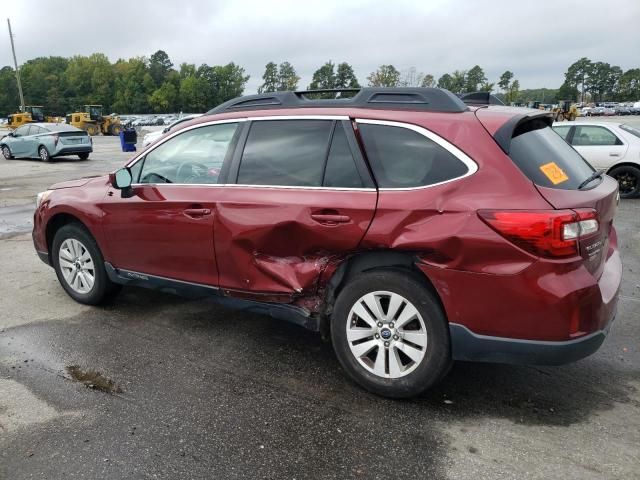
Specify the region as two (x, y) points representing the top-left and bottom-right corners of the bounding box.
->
(459, 91), (505, 106)
(206, 87), (469, 115)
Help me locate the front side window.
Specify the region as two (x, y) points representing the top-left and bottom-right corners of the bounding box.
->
(571, 126), (622, 146)
(14, 125), (30, 137)
(238, 120), (333, 187)
(138, 123), (238, 184)
(358, 123), (469, 188)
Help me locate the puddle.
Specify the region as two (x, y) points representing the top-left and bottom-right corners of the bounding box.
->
(66, 365), (123, 394)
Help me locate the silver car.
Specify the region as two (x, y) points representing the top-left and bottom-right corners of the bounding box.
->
(1, 123), (92, 162)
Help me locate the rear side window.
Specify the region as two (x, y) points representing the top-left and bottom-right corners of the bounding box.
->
(238, 120), (332, 187)
(552, 125), (571, 140)
(509, 121), (594, 190)
(620, 124), (640, 139)
(572, 126), (622, 146)
(358, 123), (469, 188)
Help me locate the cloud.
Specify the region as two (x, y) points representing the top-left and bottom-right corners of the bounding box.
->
(2, 0), (639, 93)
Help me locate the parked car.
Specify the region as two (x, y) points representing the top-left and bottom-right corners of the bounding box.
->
(589, 107), (605, 116)
(615, 106), (631, 116)
(142, 114), (202, 147)
(1, 123), (92, 161)
(553, 121), (640, 198)
(603, 107), (616, 116)
(32, 88), (621, 398)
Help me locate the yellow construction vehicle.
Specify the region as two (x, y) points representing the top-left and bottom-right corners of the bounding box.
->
(66, 105), (123, 136)
(7, 105), (45, 129)
(552, 101), (578, 122)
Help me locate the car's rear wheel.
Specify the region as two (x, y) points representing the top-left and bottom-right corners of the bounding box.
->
(609, 165), (640, 198)
(78, 152), (90, 160)
(331, 270), (451, 398)
(38, 146), (51, 162)
(1, 145), (12, 159)
(52, 223), (121, 305)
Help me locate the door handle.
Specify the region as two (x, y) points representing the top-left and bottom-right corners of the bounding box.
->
(310, 213), (351, 224)
(183, 208), (211, 218)
(609, 153), (620, 157)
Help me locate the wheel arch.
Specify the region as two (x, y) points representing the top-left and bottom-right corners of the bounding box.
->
(606, 161), (640, 174)
(45, 212), (94, 260)
(319, 250), (447, 337)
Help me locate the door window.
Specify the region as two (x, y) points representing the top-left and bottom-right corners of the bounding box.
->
(358, 123), (469, 188)
(571, 126), (622, 146)
(238, 120), (333, 187)
(137, 123), (238, 184)
(14, 125), (30, 137)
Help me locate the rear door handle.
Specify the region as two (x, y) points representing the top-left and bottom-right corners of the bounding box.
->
(310, 213), (351, 224)
(609, 153), (620, 157)
(183, 208), (211, 218)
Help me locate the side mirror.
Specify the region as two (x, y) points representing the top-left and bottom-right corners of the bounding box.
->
(110, 168), (134, 198)
(8, 132), (15, 137)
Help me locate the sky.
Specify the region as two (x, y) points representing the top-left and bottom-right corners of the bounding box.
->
(2, 0), (639, 94)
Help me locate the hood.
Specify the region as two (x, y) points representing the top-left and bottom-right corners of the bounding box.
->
(49, 175), (106, 190)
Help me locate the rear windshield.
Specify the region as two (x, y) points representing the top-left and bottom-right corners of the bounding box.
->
(620, 124), (640, 139)
(509, 119), (594, 190)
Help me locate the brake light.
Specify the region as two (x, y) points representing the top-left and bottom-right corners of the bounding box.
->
(478, 209), (599, 258)
(53, 134), (59, 146)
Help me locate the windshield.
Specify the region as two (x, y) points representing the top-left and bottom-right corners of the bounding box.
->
(509, 121), (595, 190)
(620, 124), (640, 139)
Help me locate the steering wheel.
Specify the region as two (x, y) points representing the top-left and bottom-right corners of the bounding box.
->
(176, 162), (209, 183)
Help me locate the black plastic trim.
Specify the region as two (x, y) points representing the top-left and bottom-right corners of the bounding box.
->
(207, 88), (469, 115)
(36, 249), (51, 266)
(104, 263), (319, 331)
(449, 323), (610, 365)
(460, 91), (505, 106)
(491, 111), (554, 154)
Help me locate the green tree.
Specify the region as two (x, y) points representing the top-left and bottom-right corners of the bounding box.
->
(480, 80), (495, 92)
(618, 69), (640, 101)
(421, 74), (435, 88)
(149, 82), (178, 112)
(367, 65), (400, 87)
(335, 62), (359, 89)
(277, 62), (300, 91)
(437, 73), (454, 90)
(565, 57), (592, 103)
(449, 70), (467, 94)
(464, 65), (487, 92)
(258, 62), (279, 93)
(309, 61), (336, 90)
(0, 66), (19, 116)
(149, 50), (174, 87)
(557, 82), (578, 102)
(498, 71), (514, 93)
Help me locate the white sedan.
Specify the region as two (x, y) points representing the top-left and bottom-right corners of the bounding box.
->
(142, 114), (202, 147)
(553, 122), (640, 198)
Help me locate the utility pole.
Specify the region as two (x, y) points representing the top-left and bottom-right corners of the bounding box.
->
(7, 18), (25, 112)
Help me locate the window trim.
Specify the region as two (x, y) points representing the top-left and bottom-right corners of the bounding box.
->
(355, 119), (479, 191)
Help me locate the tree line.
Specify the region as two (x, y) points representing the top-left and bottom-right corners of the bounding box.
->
(1, 52), (639, 117)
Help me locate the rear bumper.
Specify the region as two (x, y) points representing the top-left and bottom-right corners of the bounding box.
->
(54, 145), (92, 156)
(449, 321), (612, 365)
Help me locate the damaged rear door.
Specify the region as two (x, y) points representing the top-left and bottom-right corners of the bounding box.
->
(214, 116), (376, 295)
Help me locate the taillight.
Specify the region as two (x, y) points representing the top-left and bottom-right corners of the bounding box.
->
(53, 134), (59, 146)
(478, 209), (599, 258)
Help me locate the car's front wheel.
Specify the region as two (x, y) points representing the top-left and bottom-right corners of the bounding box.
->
(331, 270), (451, 398)
(610, 165), (640, 198)
(52, 223), (121, 305)
(1, 145), (13, 159)
(78, 152), (90, 160)
(38, 146), (51, 162)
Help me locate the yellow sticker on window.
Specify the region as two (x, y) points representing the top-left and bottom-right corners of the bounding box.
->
(539, 162), (569, 185)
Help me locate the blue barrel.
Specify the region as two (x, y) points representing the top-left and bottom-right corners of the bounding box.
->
(119, 129), (137, 152)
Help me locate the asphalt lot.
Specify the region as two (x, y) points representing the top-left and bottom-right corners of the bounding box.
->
(1, 121), (639, 479)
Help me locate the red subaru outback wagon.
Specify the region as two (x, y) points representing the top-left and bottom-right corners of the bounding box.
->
(32, 88), (621, 398)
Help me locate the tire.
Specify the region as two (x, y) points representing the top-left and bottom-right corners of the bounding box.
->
(85, 124), (99, 136)
(78, 152), (90, 160)
(1, 145), (12, 159)
(609, 165), (640, 199)
(331, 270), (451, 398)
(38, 145), (51, 162)
(52, 223), (121, 305)
(109, 124), (122, 136)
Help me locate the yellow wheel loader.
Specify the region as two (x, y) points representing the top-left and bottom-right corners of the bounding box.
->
(7, 105), (45, 129)
(66, 105), (123, 136)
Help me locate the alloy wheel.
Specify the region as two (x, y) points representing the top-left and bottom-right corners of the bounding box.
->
(39, 147), (50, 161)
(58, 238), (95, 294)
(2, 146), (11, 159)
(614, 171), (637, 195)
(346, 291), (428, 378)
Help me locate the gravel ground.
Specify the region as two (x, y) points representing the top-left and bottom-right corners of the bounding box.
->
(0, 129), (638, 479)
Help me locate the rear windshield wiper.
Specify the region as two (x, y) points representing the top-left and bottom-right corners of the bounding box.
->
(578, 170), (603, 190)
